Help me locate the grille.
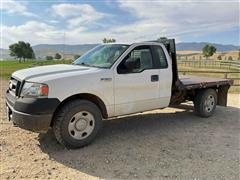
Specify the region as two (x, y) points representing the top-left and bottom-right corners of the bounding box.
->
(9, 77), (21, 96)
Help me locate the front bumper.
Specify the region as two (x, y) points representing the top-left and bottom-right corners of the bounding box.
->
(6, 91), (60, 133)
(6, 103), (52, 133)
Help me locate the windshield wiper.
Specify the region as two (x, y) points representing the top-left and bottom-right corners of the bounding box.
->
(79, 62), (88, 66)
(77, 62), (100, 68)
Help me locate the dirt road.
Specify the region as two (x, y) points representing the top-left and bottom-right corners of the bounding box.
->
(0, 78), (239, 179)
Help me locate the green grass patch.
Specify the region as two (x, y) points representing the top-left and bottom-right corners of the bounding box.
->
(0, 60), (71, 79)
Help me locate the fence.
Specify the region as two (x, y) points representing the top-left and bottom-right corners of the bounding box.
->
(178, 60), (240, 70)
(178, 70), (240, 86)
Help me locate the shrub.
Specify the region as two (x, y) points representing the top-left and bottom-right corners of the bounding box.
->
(217, 55), (222, 60)
(55, 53), (62, 60)
(46, 56), (53, 60)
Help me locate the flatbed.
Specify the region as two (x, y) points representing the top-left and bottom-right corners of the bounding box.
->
(179, 76), (233, 90)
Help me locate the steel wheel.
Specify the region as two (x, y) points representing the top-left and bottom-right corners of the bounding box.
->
(68, 111), (95, 140)
(204, 95), (215, 112)
(53, 100), (102, 149)
(194, 89), (217, 117)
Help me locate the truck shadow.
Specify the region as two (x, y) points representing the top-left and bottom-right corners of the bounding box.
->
(38, 106), (239, 179)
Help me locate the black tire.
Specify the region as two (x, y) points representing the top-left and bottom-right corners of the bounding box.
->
(52, 100), (102, 149)
(194, 89), (217, 117)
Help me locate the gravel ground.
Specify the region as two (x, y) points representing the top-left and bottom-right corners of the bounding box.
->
(0, 78), (239, 179)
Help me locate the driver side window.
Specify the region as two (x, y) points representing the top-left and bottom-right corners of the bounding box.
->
(117, 45), (153, 74)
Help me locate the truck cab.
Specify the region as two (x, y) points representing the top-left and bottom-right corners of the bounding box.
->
(6, 39), (232, 149)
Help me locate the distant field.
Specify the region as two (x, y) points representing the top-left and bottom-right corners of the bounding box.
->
(0, 60), (71, 78)
(177, 50), (239, 61)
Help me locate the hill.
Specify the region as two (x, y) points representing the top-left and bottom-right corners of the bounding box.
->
(0, 49), (11, 60)
(32, 44), (98, 60)
(176, 42), (239, 51)
(33, 44), (98, 54)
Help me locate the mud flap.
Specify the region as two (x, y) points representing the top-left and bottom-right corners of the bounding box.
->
(217, 85), (230, 106)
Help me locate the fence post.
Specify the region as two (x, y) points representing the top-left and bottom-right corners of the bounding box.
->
(224, 73), (227, 79)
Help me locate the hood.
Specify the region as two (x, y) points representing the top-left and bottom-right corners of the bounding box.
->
(12, 64), (93, 81)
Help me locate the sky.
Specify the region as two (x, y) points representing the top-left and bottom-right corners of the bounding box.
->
(0, 0), (239, 49)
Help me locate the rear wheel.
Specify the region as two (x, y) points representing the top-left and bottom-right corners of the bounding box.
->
(194, 89), (217, 117)
(53, 100), (102, 149)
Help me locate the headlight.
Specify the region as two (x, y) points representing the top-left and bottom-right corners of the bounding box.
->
(20, 82), (49, 97)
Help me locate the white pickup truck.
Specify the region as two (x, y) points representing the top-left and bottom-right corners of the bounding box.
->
(6, 39), (232, 149)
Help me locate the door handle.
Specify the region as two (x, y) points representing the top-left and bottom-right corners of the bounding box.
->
(151, 75), (159, 82)
(100, 77), (112, 82)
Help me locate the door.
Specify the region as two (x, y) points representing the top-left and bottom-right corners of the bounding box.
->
(114, 45), (161, 116)
(152, 45), (172, 103)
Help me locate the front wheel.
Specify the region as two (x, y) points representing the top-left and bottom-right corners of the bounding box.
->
(194, 89), (217, 117)
(53, 100), (102, 149)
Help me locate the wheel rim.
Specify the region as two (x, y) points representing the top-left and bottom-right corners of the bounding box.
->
(68, 111), (95, 140)
(204, 95), (215, 113)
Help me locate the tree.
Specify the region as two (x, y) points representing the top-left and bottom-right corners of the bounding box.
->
(55, 53), (62, 60)
(9, 43), (21, 60)
(202, 44), (216, 59)
(102, 38), (116, 43)
(74, 54), (81, 59)
(24, 42), (35, 59)
(46, 56), (53, 60)
(9, 41), (35, 62)
(238, 49), (240, 60)
(217, 55), (222, 60)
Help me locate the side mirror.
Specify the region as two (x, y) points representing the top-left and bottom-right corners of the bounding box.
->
(125, 58), (140, 70)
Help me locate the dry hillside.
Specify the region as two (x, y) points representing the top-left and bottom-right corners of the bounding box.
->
(177, 51), (239, 61)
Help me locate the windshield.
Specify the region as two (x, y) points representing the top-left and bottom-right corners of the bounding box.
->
(73, 44), (129, 68)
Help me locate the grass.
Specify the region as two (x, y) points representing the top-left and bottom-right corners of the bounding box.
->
(0, 60), (71, 79)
